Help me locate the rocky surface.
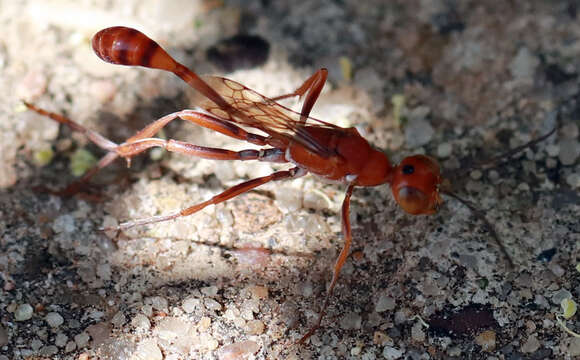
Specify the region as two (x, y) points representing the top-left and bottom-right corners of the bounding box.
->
(1, 0), (579, 359)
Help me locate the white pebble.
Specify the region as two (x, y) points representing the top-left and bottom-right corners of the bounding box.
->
(517, 183), (530, 192)
(146, 296), (168, 311)
(383, 346), (404, 359)
(566, 173), (580, 188)
(14, 304), (33, 321)
(131, 314), (151, 331)
(182, 297), (202, 313)
(134, 338), (163, 360)
(45, 312), (64, 327)
(201, 286), (219, 297)
(545, 144), (559, 157)
(244, 320), (265, 335)
(217, 340), (260, 359)
(437, 142), (453, 158)
(204, 298), (223, 311)
(405, 118), (434, 148)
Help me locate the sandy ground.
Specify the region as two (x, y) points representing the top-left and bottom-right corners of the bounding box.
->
(1, 0), (579, 359)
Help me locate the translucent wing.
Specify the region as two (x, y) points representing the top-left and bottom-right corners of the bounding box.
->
(192, 76), (344, 158)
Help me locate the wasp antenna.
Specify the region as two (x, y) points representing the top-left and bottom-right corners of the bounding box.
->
(450, 127), (558, 181)
(443, 191), (516, 269)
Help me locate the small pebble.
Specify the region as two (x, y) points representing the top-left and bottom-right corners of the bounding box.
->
(182, 297), (202, 313)
(375, 294), (396, 312)
(216, 208), (234, 227)
(569, 337), (580, 356)
(437, 142), (453, 158)
(509, 47), (539, 80)
(521, 334), (540, 353)
(111, 311), (126, 327)
(96, 263), (112, 281)
(142, 305), (153, 317)
(566, 173), (580, 188)
(40, 345), (58, 356)
(475, 330), (496, 351)
(404, 117), (434, 148)
(517, 182), (530, 192)
(470, 169), (483, 180)
(552, 289), (573, 305)
(198, 316), (211, 332)
(545, 144), (559, 157)
(31, 338), (43, 351)
(245, 320), (265, 335)
(548, 262), (565, 277)
(45, 312), (64, 327)
(558, 139), (580, 165)
(86, 324), (110, 345)
(74, 332), (90, 348)
(146, 296), (168, 312)
(65, 341), (76, 352)
(201, 286), (219, 297)
(525, 320), (536, 333)
(394, 310), (407, 324)
(383, 346), (404, 359)
(200, 334), (219, 350)
(217, 340), (260, 360)
(411, 322), (426, 342)
(534, 295), (550, 308)
(14, 304), (33, 321)
(134, 338), (163, 360)
(561, 122), (579, 139)
(205, 298), (223, 312)
(340, 312), (362, 330)
(55, 333), (68, 347)
(155, 317), (189, 341)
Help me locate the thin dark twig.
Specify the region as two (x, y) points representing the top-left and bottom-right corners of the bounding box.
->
(443, 191), (515, 269)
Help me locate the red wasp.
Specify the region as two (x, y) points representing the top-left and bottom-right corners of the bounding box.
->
(25, 27), (555, 344)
